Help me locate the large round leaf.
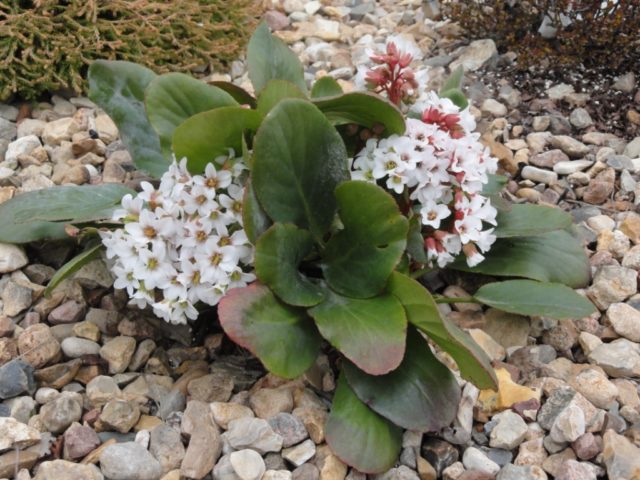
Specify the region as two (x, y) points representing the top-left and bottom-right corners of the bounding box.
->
(326, 375), (402, 473)
(387, 272), (497, 390)
(145, 72), (237, 156)
(313, 92), (405, 135)
(0, 184), (135, 244)
(255, 223), (325, 307)
(311, 77), (343, 98)
(242, 179), (272, 244)
(322, 181), (408, 298)
(450, 230), (590, 288)
(172, 107), (262, 174)
(494, 204), (572, 238)
(257, 80), (307, 117)
(218, 283), (321, 379)
(344, 327), (460, 431)
(210, 81), (257, 108)
(247, 22), (307, 94)
(474, 280), (596, 319)
(252, 99), (349, 238)
(88, 60), (168, 177)
(308, 289), (407, 375)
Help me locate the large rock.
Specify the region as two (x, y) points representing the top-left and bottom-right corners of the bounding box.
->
(0, 243), (28, 273)
(0, 416), (41, 450)
(40, 392), (83, 433)
(100, 336), (136, 373)
(489, 410), (528, 450)
(607, 303), (640, 342)
(588, 338), (640, 377)
(223, 417), (284, 454)
(449, 39), (497, 72)
(33, 460), (103, 480)
(588, 265), (637, 309)
(0, 359), (35, 399)
(149, 424), (185, 474)
(181, 409), (221, 479)
(18, 324), (61, 368)
(602, 430), (640, 480)
(100, 442), (162, 480)
(4, 135), (41, 166)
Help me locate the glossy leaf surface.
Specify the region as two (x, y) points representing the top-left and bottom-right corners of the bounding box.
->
(494, 204), (572, 238)
(0, 184), (134, 243)
(309, 289), (407, 375)
(450, 230), (590, 288)
(255, 223), (325, 307)
(257, 80), (306, 116)
(474, 280), (596, 319)
(344, 327), (460, 431)
(145, 72), (237, 155)
(88, 60), (167, 177)
(311, 76), (343, 98)
(323, 181), (408, 298)
(247, 23), (307, 94)
(387, 272), (497, 390)
(252, 99), (349, 238)
(218, 283), (321, 378)
(172, 107), (262, 174)
(326, 375), (402, 474)
(313, 92), (405, 135)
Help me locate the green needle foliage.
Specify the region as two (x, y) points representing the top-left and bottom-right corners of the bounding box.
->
(0, 0), (258, 100)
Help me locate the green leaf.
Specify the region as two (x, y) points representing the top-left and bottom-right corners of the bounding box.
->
(440, 89), (468, 110)
(242, 179), (272, 244)
(218, 283), (321, 378)
(450, 230), (591, 288)
(252, 99), (349, 238)
(482, 174), (508, 195)
(494, 204), (572, 238)
(88, 60), (168, 177)
(257, 80), (307, 116)
(247, 22), (307, 94)
(145, 72), (237, 156)
(172, 106), (262, 174)
(313, 92), (405, 135)
(0, 184), (134, 244)
(210, 81), (257, 108)
(311, 77), (343, 98)
(323, 181), (408, 298)
(44, 243), (103, 297)
(440, 66), (464, 94)
(308, 289), (407, 375)
(326, 375), (402, 474)
(407, 217), (428, 263)
(387, 272), (497, 390)
(255, 223), (325, 307)
(474, 280), (596, 319)
(344, 327), (460, 431)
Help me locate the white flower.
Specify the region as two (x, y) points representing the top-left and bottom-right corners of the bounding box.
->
(102, 156), (255, 325)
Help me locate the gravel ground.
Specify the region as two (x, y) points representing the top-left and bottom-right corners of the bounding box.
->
(1, 1), (640, 479)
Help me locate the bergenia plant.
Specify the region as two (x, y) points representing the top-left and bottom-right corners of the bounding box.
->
(0, 24), (596, 472)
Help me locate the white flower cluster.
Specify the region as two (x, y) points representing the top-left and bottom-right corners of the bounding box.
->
(101, 154), (255, 324)
(351, 92), (499, 268)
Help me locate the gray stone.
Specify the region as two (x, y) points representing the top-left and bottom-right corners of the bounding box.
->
(490, 410), (528, 450)
(481, 99), (507, 117)
(5, 135), (41, 166)
(0, 360), (35, 399)
(588, 338), (640, 377)
(213, 454), (241, 480)
(6, 395), (36, 423)
(282, 439), (316, 467)
(547, 83), (574, 101)
(223, 417), (284, 454)
(613, 72), (636, 93)
(2, 281), (33, 316)
(33, 460), (103, 480)
(100, 441), (162, 480)
(40, 392), (83, 433)
(462, 447), (500, 475)
(98, 399), (140, 433)
(602, 430), (640, 480)
(623, 137), (640, 158)
(86, 375), (121, 408)
(268, 412), (308, 448)
(230, 449), (266, 480)
(550, 135), (590, 158)
(553, 160), (593, 175)
(497, 464), (548, 479)
(149, 423), (185, 473)
(588, 265), (637, 309)
(530, 149), (569, 168)
(569, 108), (593, 129)
(537, 387), (575, 431)
(181, 413), (221, 479)
(449, 39), (497, 72)
(521, 165), (557, 184)
(550, 403), (585, 443)
(607, 302), (640, 342)
(61, 337), (101, 358)
(0, 243), (28, 273)
(607, 154), (635, 171)
(0, 416), (41, 450)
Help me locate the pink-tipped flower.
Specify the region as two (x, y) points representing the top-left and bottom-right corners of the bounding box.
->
(365, 42), (419, 106)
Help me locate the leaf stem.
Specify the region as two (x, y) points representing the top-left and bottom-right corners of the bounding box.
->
(433, 295), (480, 304)
(410, 267), (432, 279)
